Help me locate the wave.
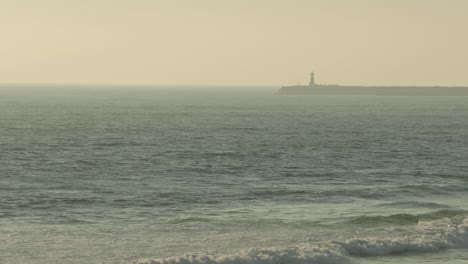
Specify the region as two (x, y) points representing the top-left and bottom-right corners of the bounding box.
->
(169, 217), (212, 224)
(135, 246), (346, 264)
(399, 184), (468, 193)
(378, 201), (450, 209)
(337, 216), (468, 256)
(135, 217), (468, 264)
(350, 209), (467, 225)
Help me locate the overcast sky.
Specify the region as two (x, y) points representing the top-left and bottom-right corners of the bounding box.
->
(2, 0), (468, 86)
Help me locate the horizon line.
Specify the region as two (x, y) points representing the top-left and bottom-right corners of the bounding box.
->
(0, 82), (278, 88)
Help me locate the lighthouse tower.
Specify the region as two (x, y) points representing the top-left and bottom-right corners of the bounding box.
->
(309, 72), (315, 87)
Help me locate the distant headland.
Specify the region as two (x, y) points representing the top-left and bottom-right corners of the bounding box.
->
(278, 72), (468, 96)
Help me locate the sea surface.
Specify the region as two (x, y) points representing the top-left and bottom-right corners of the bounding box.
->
(0, 86), (467, 264)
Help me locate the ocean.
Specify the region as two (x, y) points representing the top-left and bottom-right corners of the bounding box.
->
(0, 86), (467, 264)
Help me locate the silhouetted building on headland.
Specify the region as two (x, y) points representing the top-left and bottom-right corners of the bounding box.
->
(278, 72), (468, 96)
(309, 72), (315, 87)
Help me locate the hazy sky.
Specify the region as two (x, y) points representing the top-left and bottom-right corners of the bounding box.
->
(2, 0), (468, 86)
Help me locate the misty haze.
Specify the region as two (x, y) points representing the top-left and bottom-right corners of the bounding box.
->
(1, 1), (468, 264)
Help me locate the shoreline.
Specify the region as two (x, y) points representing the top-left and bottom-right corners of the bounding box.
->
(278, 85), (468, 96)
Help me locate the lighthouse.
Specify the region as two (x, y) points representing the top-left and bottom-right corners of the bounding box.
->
(309, 72), (315, 87)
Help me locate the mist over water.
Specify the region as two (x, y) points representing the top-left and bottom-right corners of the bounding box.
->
(1, 86), (467, 264)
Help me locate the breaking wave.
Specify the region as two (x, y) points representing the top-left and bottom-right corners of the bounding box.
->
(135, 217), (468, 264)
(350, 209), (467, 225)
(135, 246), (346, 264)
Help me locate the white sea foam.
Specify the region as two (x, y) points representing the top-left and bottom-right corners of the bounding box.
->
(136, 217), (467, 264)
(135, 246), (347, 264)
(337, 216), (468, 256)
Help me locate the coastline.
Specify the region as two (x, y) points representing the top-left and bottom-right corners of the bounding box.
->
(278, 85), (468, 96)
(279, 73), (468, 96)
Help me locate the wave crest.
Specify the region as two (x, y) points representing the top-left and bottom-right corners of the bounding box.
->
(136, 217), (468, 264)
(350, 209), (467, 225)
(135, 246), (346, 264)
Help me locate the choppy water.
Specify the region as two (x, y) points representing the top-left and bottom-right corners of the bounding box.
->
(1, 86), (467, 264)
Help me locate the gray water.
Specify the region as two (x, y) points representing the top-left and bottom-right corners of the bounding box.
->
(1, 86), (467, 264)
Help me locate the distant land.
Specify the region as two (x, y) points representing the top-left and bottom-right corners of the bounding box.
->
(278, 73), (468, 96)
